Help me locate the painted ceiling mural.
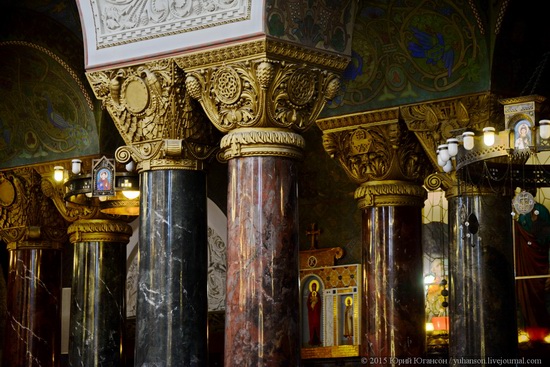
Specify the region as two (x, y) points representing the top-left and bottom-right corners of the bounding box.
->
(0, 43), (98, 168)
(322, 0), (489, 117)
(266, 0), (356, 54)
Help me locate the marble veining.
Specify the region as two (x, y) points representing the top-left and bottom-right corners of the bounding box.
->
(361, 206), (425, 361)
(225, 156), (300, 366)
(135, 170), (208, 366)
(3, 249), (62, 367)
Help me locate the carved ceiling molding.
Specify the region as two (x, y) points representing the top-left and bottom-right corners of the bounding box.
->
(175, 38), (350, 73)
(90, 0), (252, 50)
(86, 59), (219, 171)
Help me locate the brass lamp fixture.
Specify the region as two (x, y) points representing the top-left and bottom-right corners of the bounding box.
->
(63, 156), (140, 216)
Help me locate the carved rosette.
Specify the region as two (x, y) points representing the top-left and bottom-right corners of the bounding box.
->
(0, 168), (67, 248)
(67, 219), (133, 244)
(86, 59), (219, 171)
(184, 59), (341, 159)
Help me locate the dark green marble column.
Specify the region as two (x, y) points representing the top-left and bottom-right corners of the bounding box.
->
(67, 219), (132, 367)
(135, 169), (208, 366)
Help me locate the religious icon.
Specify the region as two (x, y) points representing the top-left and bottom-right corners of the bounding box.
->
(92, 156), (115, 197)
(343, 296), (354, 343)
(307, 279), (322, 346)
(515, 120), (532, 150)
(97, 168), (111, 191)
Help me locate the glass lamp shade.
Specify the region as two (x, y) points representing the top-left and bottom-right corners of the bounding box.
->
(446, 138), (459, 157)
(71, 159), (82, 175)
(540, 120), (550, 139)
(483, 127), (495, 146)
(437, 144), (449, 162)
(54, 166), (64, 182)
(462, 131), (475, 150)
(443, 159), (453, 173)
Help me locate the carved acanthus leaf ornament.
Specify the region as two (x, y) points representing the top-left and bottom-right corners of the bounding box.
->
(400, 93), (501, 169)
(0, 168), (67, 247)
(322, 121), (432, 185)
(86, 59), (219, 171)
(185, 59), (340, 159)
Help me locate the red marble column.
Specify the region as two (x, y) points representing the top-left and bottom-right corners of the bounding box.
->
(225, 155), (300, 367)
(360, 191), (426, 363)
(3, 243), (62, 367)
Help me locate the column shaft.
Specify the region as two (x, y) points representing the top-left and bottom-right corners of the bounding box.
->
(135, 169), (208, 366)
(448, 194), (517, 359)
(362, 205), (425, 361)
(225, 156), (300, 367)
(69, 240), (127, 366)
(3, 246), (62, 367)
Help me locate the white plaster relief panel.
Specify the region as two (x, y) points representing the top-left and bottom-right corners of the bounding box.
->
(77, 0), (263, 69)
(91, 0), (251, 49)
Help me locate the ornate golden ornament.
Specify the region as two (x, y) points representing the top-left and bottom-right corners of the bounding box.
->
(0, 168), (68, 245)
(400, 93), (502, 171)
(321, 117), (431, 185)
(175, 38), (350, 72)
(355, 180), (427, 209)
(67, 219), (133, 244)
(86, 59), (219, 171)
(185, 59), (340, 158)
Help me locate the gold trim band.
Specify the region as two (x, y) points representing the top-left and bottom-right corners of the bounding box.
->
(220, 128), (305, 160)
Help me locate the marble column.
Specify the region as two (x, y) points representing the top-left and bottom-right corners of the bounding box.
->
(448, 188), (517, 360)
(135, 169), (208, 366)
(86, 60), (219, 367)
(67, 219), (133, 366)
(358, 182), (427, 361)
(317, 114), (434, 364)
(3, 241), (63, 367)
(225, 153), (300, 366)
(184, 55), (342, 365)
(0, 168), (67, 367)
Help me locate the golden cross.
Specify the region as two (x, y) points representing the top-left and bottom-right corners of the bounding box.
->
(306, 223), (320, 250)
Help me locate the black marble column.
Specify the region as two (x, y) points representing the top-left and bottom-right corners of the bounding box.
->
(448, 192), (517, 360)
(2, 243), (62, 367)
(361, 205), (425, 361)
(135, 169), (208, 366)
(68, 219), (132, 367)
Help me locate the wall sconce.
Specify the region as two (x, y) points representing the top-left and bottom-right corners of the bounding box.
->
(483, 127), (496, 146)
(446, 138), (459, 157)
(54, 166), (64, 182)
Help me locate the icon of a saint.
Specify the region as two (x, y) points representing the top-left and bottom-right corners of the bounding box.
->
(307, 280), (322, 346)
(97, 169), (111, 191)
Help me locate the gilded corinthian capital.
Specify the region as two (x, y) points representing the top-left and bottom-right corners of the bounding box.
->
(86, 59), (219, 171)
(183, 58), (341, 160)
(0, 168), (67, 248)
